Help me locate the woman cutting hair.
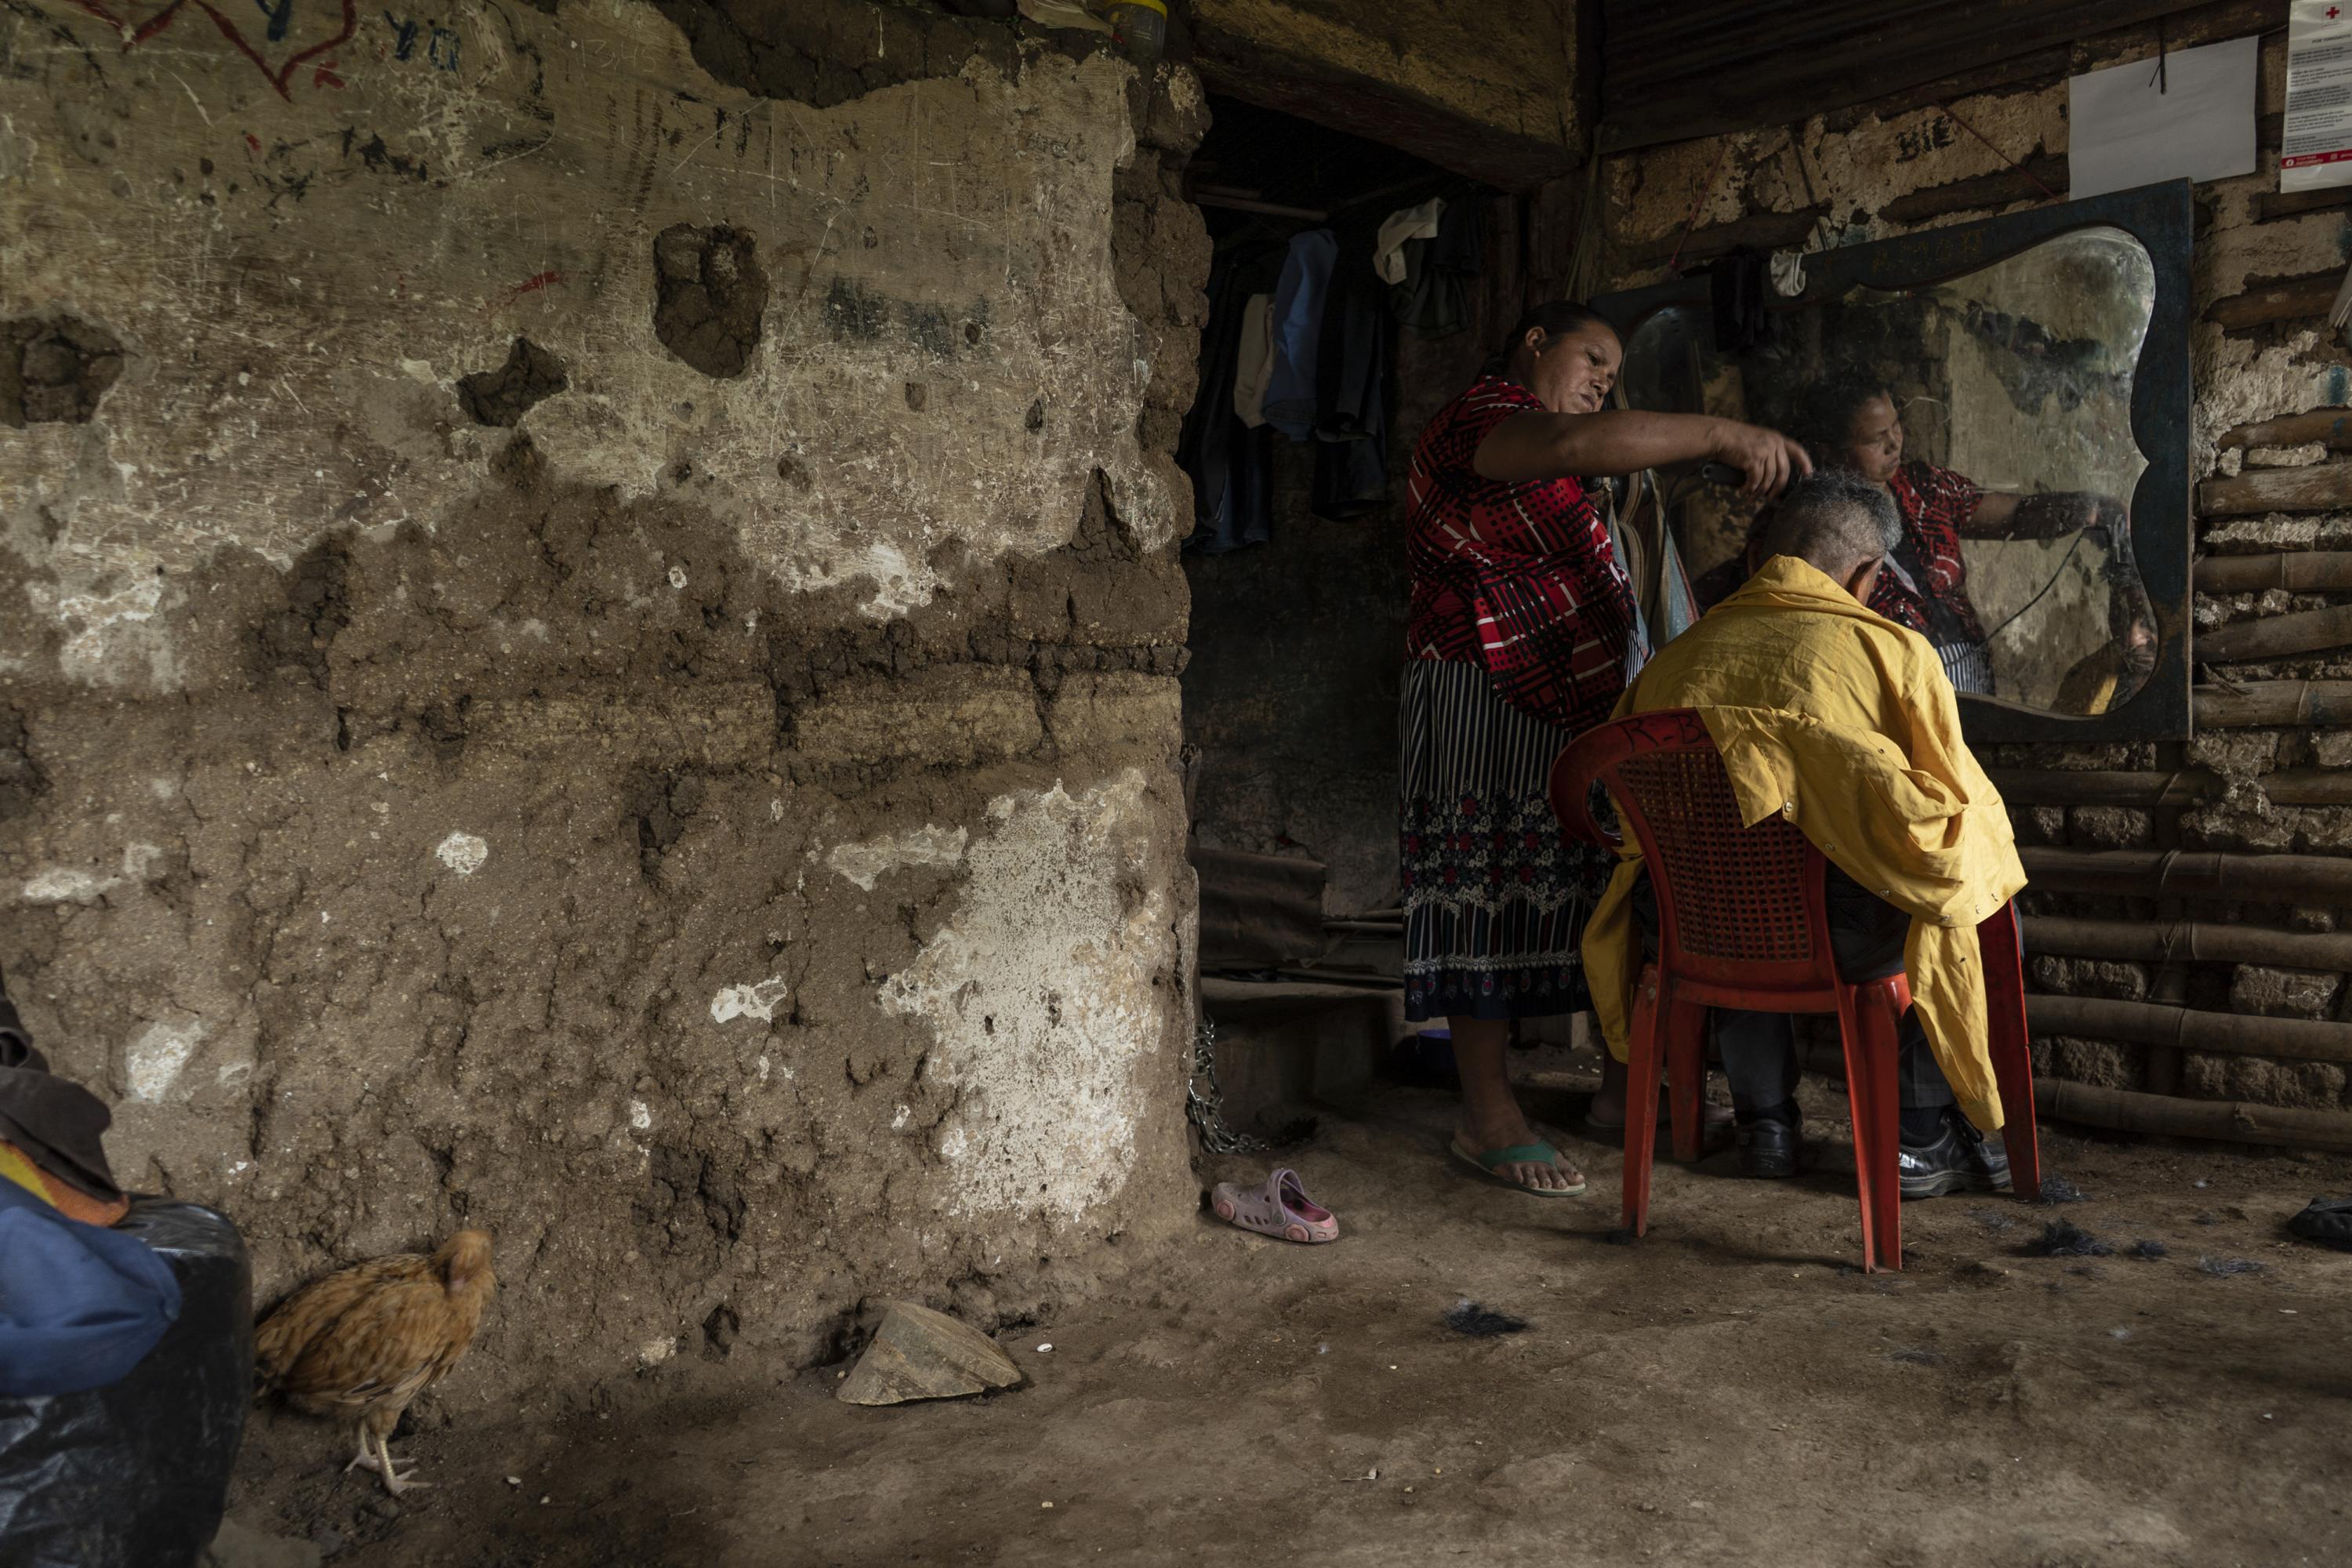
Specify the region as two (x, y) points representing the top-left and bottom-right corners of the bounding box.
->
(1402, 301), (1809, 1196)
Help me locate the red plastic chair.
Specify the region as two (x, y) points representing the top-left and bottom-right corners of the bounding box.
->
(1549, 709), (2041, 1272)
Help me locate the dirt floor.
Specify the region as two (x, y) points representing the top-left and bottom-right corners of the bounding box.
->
(229, 1079), (2352, 1568)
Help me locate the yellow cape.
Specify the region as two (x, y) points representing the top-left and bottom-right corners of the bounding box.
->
(1579, 556), (2027, 1131)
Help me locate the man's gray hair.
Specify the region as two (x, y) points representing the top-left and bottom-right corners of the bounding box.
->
(1760, 470), (1901, 577)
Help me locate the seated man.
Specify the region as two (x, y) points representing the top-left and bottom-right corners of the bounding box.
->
(1581, 471), (2028, 1196)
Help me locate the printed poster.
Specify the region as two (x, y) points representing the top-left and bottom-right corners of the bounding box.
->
(2285, 0), (2352, 192)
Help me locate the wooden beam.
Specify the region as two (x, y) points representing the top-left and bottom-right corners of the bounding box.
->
(2034, 1078), (2352, 1153)
(2209, 270), (2342, 330)
(2198, 601), (2352, 662)
(1878, 157), (2070, 224)
(2027, 994), (2352, 1063)
(2252, 189), (2352, 224)
(2195, 680), (2352, 728)
(1614, 205), (1827, 268)
(2024, 913), (2352, 969)
(2215, 408), (2352, 452)
(2020, 846), (2352, 902)
(2204, 271), (2345, 331)
(2200, 462), (2352, 517)
(2256, 767), (2352, 807)
(1989, 768), (2220, 806)
(2197, 550), (2352, 591)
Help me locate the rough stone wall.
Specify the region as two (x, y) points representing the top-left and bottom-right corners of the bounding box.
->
(0, 0), (1213, 1401)
(1594, 16), (2352, 1119)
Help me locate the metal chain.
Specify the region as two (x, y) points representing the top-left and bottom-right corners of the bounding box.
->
(1184, 1016), (1264, 1155)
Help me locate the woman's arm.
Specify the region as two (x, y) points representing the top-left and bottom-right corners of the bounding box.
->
(1964, 491), (2126, 541)
(1473, 409), (1812, 499)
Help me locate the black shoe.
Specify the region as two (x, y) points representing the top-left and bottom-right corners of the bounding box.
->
(1735, 1115), (1802, 1179)
(1898, 1110), (2012, 1200)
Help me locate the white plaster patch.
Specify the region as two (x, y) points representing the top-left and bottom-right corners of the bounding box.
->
(435, 832), (490, 875)
(22, 868), (104, 905)
(891, 1103), (911, 1131)
(879, 769), (1172, 1221)
(710, 976), (790, 1024)
(824, 824), (969, 891)
(628, 1100), (653, 1131)
(20, 843), (168, 905)
(24, 575), (177, 688)
(637, 1336), (675, 1365)
(126, 1020), (204, 1102)
(667, 565), (688, 590)
(777, 539), (939, 619)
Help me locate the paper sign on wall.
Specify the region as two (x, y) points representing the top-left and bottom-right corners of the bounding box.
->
(2068, 36), (2258, 199)
(2285, 1), (2352, 192)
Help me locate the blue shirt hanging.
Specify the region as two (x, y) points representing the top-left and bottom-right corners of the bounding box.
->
(1261, 228), (1338, 440)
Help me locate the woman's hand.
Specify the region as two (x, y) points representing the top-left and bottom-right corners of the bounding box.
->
(1710, 420), (1813, 499)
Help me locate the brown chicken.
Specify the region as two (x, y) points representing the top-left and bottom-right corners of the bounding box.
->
(254, 1229), (496, 1494)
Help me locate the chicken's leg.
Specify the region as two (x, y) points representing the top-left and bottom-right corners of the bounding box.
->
(372, 1428), (432, 1496)
(343, 1426), (381, 1475)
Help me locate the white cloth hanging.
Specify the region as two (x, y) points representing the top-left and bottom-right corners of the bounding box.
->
(1232, 292), (1276, 427)
(1374, 198), (1444, 286)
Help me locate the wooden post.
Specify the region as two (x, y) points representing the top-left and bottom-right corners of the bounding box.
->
(2195, 681), (2352, 728)
(2198, 602), (2352, 662)
(2020, 847), (2352, 902)
(2024, 914), (2352, 971)
(2199, 463), (2352, 517)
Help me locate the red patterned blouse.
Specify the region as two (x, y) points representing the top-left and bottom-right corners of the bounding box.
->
(1869, 460), (1987, 645)
(1403, 376), (1643, 735)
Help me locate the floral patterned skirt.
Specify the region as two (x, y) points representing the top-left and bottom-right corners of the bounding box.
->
(1399, 659), (1615, 1022)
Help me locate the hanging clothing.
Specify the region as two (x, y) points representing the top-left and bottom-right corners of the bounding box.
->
(1404, 374), (1646, 735)
(1374, 197), (1443, 285)
(1179, 259), (1276, 554)
(1310, 233), (1391, 520)
(1261, 228), (1339, 440)
(1709, 246), (1770, 354)
(1232, 292), (1274, 428)
(1393, 195), (1483, 339)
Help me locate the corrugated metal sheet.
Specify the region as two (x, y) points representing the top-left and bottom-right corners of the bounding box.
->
(1599, 0), (2256, 152)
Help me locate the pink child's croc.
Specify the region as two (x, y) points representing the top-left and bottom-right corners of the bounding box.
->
(1211, 1167), (1338, 1243)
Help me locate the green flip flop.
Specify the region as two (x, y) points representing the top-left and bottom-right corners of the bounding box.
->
(1449, 1134), (1588, 1197)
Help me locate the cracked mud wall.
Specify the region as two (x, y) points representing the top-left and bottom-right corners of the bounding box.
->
(0, 0), (1212, 1405)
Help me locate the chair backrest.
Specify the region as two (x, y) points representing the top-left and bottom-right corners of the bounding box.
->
(1550, 709), (1838, 996)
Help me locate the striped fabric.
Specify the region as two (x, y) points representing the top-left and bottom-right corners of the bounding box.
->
(1403, 376), (1644, 735)
(1937, 641), (1995, 696)
(1399, 659), (1617, 1022)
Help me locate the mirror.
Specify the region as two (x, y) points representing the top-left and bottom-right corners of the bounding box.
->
(1595, 181), (2193, 743)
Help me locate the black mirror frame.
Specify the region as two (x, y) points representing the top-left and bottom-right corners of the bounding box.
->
(1592, 178), (2194, 745)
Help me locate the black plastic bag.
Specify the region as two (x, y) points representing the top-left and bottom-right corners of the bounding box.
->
(0, 1200), (252, 1568)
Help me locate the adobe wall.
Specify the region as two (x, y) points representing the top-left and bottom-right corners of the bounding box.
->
(0, 0), (1212, 1399)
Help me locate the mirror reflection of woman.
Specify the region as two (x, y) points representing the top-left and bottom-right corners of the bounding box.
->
(1785, 374), (2140, 696)
(1400, 302), (1809, 1197)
